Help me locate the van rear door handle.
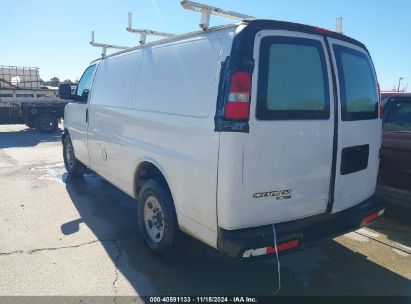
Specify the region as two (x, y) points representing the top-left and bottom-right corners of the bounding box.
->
(86, 108), (89, 123)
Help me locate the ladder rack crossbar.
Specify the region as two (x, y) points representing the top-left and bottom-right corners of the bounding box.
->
(126, 28), (175, 37)
(90, 31), (129, 57)
(180, 0), (255, 30)
(126, 12), (176, 44)
(88, 1), (255, 57)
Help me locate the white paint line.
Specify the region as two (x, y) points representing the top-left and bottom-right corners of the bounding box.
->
(399, 244), (411, 253)
(344, 232), (369, 242)
(356, 228), (381, 238)
(392, 248), (410, 257)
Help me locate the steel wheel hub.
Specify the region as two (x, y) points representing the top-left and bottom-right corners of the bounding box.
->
(143, 196), (164, 243)
(66, 143), (74, 169)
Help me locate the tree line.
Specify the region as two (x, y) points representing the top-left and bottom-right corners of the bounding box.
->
(40, 77), (77, 87)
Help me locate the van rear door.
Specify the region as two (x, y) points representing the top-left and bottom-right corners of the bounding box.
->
(238, 31), (335, 228)
(327, 39), (381, 213)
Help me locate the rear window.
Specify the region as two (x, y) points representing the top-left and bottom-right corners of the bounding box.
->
(333, 45), (378, 121)
(256, 36), (330, 120)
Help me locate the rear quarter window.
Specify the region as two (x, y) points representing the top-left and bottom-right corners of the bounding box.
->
(256, 36), (330, 120)
(333, 45), (378, 121)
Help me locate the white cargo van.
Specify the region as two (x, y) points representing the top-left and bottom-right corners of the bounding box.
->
(60, 19), (385, 258)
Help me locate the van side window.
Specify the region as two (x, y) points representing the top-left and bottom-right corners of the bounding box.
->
(383, 100), (411, 131)
(256, 37), (330, 120)
(75, 65), (97, 103)
(333, 45), (378, 121)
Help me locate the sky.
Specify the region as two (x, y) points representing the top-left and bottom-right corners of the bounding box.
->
(1, 0), (410, 91)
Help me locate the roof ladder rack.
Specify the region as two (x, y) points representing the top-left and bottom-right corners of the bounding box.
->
(126, 12), (175, 45)
(180, 0), (255, 31)
(90, 31), (130, 58)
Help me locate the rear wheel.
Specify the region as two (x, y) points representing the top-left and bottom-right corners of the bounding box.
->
(63, 135), (87, 177)
(35, 114), (58, 133)
(138, 179), (182, 256)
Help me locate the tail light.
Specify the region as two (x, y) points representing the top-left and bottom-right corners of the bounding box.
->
(378, 83), (383, 118)
(266, 239), (300, 254)
(224, 71), (252, 120)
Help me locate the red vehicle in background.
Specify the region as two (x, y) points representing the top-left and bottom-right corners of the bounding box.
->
(379, 92), (411, 191)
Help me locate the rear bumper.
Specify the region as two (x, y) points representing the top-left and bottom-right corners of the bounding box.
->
(217, 197), (384, 258)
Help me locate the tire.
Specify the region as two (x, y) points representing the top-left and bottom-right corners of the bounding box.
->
(138, 179), (182, 256)
(63, 135), (87, 177)
(35, 114), (58, 133)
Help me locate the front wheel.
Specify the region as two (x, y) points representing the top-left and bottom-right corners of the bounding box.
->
(138, 179), (182, 256)
(63, 135), (87, 177)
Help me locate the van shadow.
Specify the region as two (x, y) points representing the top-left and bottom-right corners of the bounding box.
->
(368, 217), (411, 248)
(63, 174), (411, 296)
(374, 185), (411, 243)
(0, 126), (62, 148)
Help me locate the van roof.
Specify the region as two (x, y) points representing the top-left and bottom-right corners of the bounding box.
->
(90, 23), (238, 63)
(91, 19), (367, 63)
(242, 19), (366, 49)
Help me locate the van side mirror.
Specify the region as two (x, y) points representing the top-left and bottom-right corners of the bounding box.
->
(58, 84), (72, 100)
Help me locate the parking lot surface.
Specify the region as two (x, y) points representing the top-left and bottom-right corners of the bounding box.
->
(0, 125), (410, 297)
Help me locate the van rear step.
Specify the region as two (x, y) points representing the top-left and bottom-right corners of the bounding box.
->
(217, 198), (385, 258)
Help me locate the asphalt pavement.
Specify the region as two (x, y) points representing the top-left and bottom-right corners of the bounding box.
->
(0, 124), (410, 298)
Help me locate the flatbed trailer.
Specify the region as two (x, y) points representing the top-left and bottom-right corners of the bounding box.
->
(0, 90), (69, 133)
(0, 97), (69, 133)
(0, 65), (71, 133)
